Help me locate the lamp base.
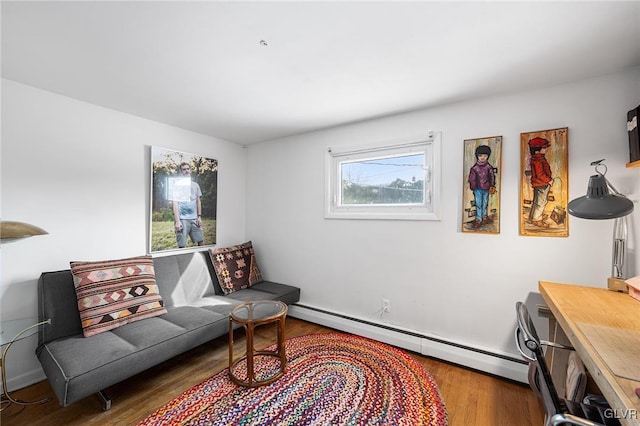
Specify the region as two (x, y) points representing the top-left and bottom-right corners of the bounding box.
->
(607, 277), (629, 293)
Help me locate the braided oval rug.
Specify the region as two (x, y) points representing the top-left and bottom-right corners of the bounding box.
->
(138, 333), (448, 425)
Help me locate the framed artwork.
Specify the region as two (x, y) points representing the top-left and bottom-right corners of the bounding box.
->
(462, 136), (502, 234)
(519, 127), (569, 237)
(149, 147), (218, 253)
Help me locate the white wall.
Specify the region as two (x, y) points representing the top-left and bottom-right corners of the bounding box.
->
(1, 69), (639, 392)
(0, 79), (247, 391)
(246, 68), (640, 365)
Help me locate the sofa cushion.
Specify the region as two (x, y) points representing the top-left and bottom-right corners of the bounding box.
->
(36, 306), (228, 406)
(70, 255), (167, 337)
(152, 251), (219, 305)
(223, 281), (300, 305)
(209, 241), (263, 295)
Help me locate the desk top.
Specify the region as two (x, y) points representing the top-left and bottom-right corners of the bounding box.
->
(540, 281), (640, 425)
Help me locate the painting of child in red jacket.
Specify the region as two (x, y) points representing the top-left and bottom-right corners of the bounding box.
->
(520, 128), (569, 237)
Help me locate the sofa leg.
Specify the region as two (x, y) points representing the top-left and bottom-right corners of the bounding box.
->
(97, 390), (111, 411)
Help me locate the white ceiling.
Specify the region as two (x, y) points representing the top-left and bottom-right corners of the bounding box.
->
(2, 1), (640, 145)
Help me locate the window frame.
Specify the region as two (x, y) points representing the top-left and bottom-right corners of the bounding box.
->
(325, 133), (441, 220)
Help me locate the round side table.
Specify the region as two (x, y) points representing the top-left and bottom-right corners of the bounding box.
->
(228, 300), (288, 387)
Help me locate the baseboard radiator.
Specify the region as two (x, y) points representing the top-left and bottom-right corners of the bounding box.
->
(289, 304), (528, 384)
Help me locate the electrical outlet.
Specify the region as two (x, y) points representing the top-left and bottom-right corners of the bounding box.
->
(382, 298), (391, 313)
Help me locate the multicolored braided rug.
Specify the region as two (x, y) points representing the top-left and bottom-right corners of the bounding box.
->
(138, 333), (448, 425)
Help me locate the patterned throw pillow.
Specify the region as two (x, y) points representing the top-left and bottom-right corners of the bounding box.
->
(209, 241), (263, 295)
(70, 255), (167, 337)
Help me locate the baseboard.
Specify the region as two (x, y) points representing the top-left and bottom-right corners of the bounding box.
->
(6, 304), (527, 393)
(1, 368), (46, 394)
(288, 304), (528, 383)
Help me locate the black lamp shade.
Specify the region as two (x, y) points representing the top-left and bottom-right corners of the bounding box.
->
(567, 174), (634, 219)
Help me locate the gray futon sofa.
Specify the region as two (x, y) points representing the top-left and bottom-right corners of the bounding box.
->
(36, 250), (300, 409)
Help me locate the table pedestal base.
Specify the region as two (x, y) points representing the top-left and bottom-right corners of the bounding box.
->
(228, 303), (287, 388)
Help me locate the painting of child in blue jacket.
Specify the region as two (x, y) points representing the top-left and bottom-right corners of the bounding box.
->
(468, 145), (497, 228)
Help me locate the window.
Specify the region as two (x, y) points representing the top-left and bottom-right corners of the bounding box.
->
(325, 133), (441, 220)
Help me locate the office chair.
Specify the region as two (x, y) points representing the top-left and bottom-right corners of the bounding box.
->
(515, 301), (616, 426)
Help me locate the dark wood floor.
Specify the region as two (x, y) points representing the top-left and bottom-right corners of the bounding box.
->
(1, 318), (544, 425)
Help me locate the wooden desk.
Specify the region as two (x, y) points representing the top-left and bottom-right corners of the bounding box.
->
(540, 281), (640, 426)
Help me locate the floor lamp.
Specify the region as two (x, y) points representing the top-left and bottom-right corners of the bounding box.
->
(0, 220), (50, 411)
(567, 160), (634, 291)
